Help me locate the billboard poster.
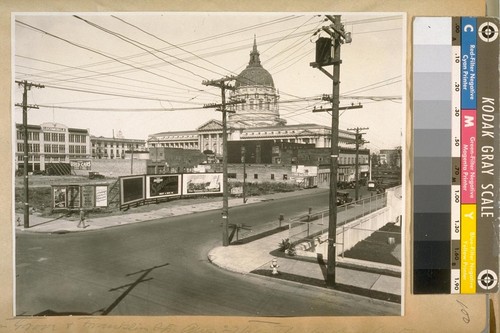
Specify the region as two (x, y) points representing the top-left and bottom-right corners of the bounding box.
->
(182, 173), (222, 195)
(95, 186), (108, 207)
(146, 174), (181, 199)
(120, 175), (145, 205)
(81, 185), (95, 208)
(52, 186), (67, 209)
(67, 185), (81, 208)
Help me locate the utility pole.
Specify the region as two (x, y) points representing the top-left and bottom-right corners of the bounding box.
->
(347, 127), (369, 201)
(241, 145), (247, 204)
(202, 76), (244, 246)
(15, 80), (44, 229)
(131, 144), (134, 174)
(310, 15), (351, 288)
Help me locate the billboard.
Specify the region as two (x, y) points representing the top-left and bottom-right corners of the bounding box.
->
(95, 186), (108, 207)
(52, 184), (108, 209)
(182, 173), (222, 195)
(146, 174), (181, 199)
(120, 175), (145, 205)
(67, 185), (81, 208)
(81, 185), (95, 208)
(53, 186), (67, 209)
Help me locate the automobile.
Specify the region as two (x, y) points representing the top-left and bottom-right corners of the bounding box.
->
(336, 191), (353, 206)
(89, 171), (105, 179)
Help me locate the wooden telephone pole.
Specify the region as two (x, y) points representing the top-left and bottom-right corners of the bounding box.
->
(202, 76), (244, 246)
(347, 127), (369, 201)
(15, 80), (44, 229)
(309, 15), (352, 287)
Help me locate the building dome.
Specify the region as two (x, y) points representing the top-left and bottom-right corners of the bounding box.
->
(235, 36), (274, 88)
(229, 36), (285, 128)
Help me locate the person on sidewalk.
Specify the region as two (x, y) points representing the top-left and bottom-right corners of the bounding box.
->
(78, 208), (86, 228)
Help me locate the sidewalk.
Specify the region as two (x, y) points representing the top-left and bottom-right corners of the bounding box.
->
(13, 196), (266, 233)
(14, 188), (401, 303)
(208, 228), (401, 303)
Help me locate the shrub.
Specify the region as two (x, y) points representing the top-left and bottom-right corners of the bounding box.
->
(278, 238), (296, 256)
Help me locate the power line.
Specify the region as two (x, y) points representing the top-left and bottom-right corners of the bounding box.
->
(15, 20), (218, 97)
(111, 15), (230, 78)
(73, 15), (215, 81)
(31, 104), (208, 112)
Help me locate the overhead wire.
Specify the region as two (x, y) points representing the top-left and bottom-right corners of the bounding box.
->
(15, 14), (403, 123)
(15, 19), (219, 97)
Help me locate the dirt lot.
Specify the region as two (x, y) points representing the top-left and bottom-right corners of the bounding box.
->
(14, 174), (117, 189)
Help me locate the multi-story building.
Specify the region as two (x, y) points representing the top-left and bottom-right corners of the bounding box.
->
(14, 122), (91, 172)
(91, 132), (146, 160)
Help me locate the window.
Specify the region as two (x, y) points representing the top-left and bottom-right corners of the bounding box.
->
(254, 174), (258, 179)
(51, 133), (58, 142)
(17, 131), (23, 140)
(228, 173), (237, 179)
(44, 145), (51, 153)
(33, 132), (39, 141)
(33, 144), (40, 153)
(59, 145), (65, 153)
(52, 144), (59, 153)
(271, 174), (275, 180)
(59, 133), (65, 142)
(17, 143), (23, 152)
(283, 174), (288, 180)
(69, 146), (75, 154)
(44, 133), (51, 141)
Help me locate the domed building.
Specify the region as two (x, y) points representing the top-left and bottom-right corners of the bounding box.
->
(147, 37), (369, 184)
(228, 37), (286, 127)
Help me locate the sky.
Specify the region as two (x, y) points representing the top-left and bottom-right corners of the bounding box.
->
(13, 12), (405, 152)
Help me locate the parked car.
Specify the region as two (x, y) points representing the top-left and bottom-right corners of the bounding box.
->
(89, 171), (105, 179)
(336, 191), (353, 206)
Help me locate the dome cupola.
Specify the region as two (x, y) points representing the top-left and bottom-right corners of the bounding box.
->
(235, 36), (274, 88)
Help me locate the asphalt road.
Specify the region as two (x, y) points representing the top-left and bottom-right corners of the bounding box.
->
(16, 188), (399, 316)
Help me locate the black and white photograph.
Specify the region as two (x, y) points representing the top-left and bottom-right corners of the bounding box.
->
(13, 12), (405, 317)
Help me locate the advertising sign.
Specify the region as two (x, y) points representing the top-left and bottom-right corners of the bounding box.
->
(67, 185), (81, 208)
(95, 186), (108, 207)
(120, 175), (145, 205)
(70, 160), (92, 170)
(81, 185), (95, 208)
(53, 186), (67, 209)
(182, 173), (222, 195)
(146, 174), (181, 199)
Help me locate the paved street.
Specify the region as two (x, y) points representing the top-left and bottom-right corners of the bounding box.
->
(16, 188), (399, 316)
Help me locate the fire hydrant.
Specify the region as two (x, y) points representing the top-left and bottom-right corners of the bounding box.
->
(270, 258), (279, 275)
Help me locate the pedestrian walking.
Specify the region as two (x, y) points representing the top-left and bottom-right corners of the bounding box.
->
(78, 208), (86, 228)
